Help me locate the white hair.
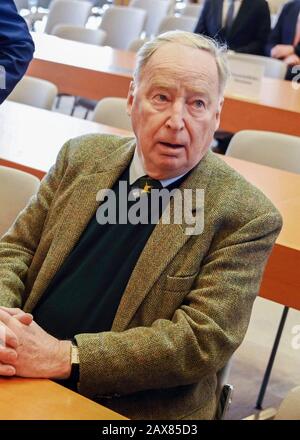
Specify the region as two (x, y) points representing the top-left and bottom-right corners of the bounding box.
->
(134, 31), (229, 95)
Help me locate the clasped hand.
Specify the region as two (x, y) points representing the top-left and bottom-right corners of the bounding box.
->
(0, 307), (71, 379)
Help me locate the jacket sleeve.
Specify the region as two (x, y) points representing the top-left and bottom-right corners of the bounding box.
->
(0, 142), (70, 308)
(236, 1), (271, 55)
(76, 209), (282, 399)
(0, 0), (35, 104)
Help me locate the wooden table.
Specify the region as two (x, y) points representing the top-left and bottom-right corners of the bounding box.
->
(0, 101), (299, 310)
(28, 32), (300, 137)
(0, 101), (131, 180)
(0, 377), (127, 419)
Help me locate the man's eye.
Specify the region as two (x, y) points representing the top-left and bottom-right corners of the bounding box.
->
(193, 99), (205, 109)
(154, 94), (168, 102)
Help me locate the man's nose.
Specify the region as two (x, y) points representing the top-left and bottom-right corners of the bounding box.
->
(165, 102), (185, 130)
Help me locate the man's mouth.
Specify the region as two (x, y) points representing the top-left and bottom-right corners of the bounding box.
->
(159, 142), (185, 149)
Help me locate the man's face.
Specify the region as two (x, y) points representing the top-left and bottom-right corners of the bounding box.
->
(127, 43), (223, 180)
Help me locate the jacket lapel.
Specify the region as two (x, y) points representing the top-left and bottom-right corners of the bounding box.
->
(112, 152), (214, 332)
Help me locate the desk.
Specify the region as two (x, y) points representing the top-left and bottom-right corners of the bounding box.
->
(0, 101), (131, 180)
(0, 101), (299, 310)
(28, 33), (300, 137)
(0, 377), (127, 419)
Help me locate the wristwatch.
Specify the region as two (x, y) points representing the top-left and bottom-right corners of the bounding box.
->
(69, 341), (80, 386)
(71, 342), (80, 366)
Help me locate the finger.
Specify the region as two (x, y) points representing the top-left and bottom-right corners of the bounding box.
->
(0, 324), (19, 348)
(0, 363), (16, 376)
(14, 313), (33, 326)
(0, 309), (15, 326)
(0, 307), (23, 316)
(0, 347), (18, 365)
(0, 308), (32, 327)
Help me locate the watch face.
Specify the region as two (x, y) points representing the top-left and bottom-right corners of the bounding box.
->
(71, 345), (80, 364)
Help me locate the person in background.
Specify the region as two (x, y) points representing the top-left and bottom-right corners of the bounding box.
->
(265, 0), (300, 80)
(0, 0), (34, 104)
(194, 0), (271, 55)
(0, 31), (282, 420)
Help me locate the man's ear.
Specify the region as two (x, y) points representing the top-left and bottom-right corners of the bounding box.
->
(215, 97), (224, 131)
(126, 81), (135, 116)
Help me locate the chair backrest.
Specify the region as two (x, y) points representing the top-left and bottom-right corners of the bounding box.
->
(181, 3), (203, 18)
(92, 97), (132, 131)
(157, 15), (197, 34)
(52, 24), (106, 45)
(226, 130), (300, 174)
(130, 0), (171, 37)
(0, 166), (40, 237)
(127, 38), (150, 52)
(99, 6), (146, 50)
(127, 37), (149, 52)
(227, 52), (287, 80)
(274, 386), (300, 420)
(39, 0), (53, 7)
(13, 0), (28, 10)
(45, 0), (92, 34)
(7, 76), (58, 110)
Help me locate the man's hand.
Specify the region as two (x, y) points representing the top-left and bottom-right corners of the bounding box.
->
(0, 310), (18, 376)
(271, 44), (295, 59)
(284, 54), (300, 66)
(0, 309), (72, 379)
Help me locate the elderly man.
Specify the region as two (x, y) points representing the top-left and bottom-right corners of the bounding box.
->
(0, 0), (34, 103)
(0, 31), (281, 420)
(194, 0), (271, 55)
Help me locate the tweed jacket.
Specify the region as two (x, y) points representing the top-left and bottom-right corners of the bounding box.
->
(0, 134), (282, 420)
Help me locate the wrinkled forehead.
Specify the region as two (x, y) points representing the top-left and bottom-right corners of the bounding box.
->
(137, 43), (220, 96)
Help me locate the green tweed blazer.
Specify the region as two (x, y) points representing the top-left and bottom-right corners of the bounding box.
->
(0, 134), (282, 420)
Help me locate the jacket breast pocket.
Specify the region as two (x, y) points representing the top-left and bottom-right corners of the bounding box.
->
(164, 273), (198, 293)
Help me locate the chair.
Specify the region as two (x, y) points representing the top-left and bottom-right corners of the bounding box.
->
(52, 24), (107, 45)
(226, 130), (300, 174)
(92, 97), (132, 131)
(244, 385), (300, 420)
(99, 6), (146, 50)
(0, 166), (40, 237)
(157, 15), (198, 34)
(215, 359), (234, 420)
(128, 37), (149, 52)
(181, 3), (203, 18)
(13, 0), (28, 11)
(7, 76), (58, 110)
(130, 0), (171, 37)
(44, 0), (92, 35)
(227, 52), (287, 80)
